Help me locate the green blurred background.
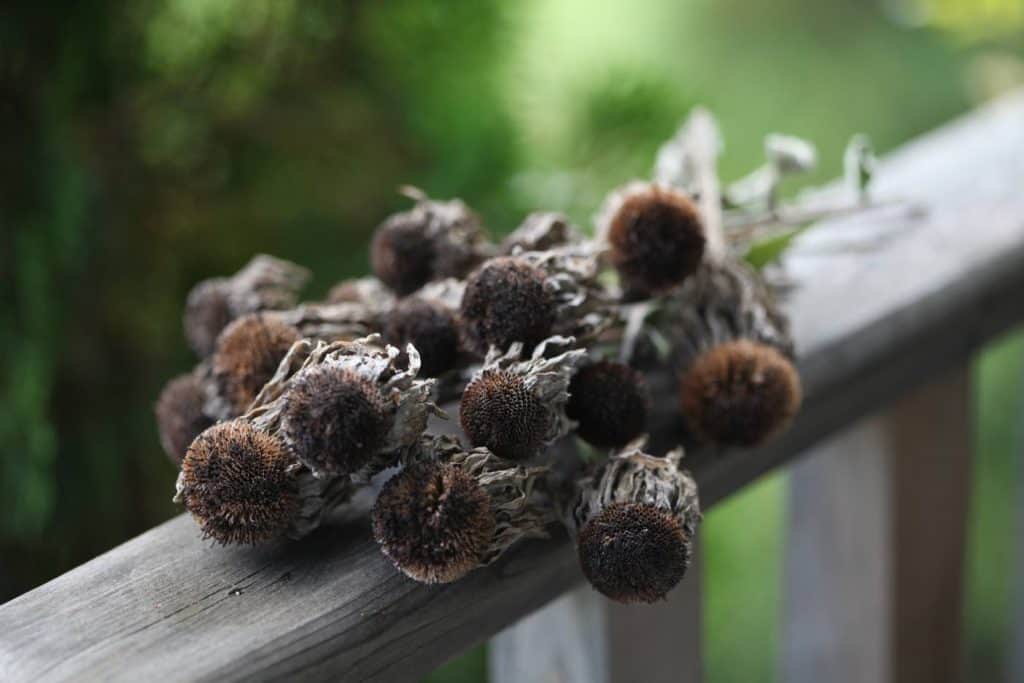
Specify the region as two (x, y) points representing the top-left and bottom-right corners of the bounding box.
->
(2, 0), (1023, 680)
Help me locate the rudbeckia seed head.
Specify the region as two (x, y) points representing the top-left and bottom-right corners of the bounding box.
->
(372, 460), (495, 584)
(183, 256), (310, 358)
(577, 502), (689, 603)
(679, 339), (801, 447)
(177, 421), (300, 546)
(383, 297), (459, 377)
(460, 369), (551, 461)
(279, 365), (393, 477)
(184, 279), (232, 358)
(566, 361), (649, 449)
(601, 183), (706, 297)
(155, 373), (214, 464)
(460, 338), (587, 461)
(568, 443), (700, 603)
(211, 314), (301, 416)
(371, 216), (436, 296)
(371, 191), (489, 295)
(459, 257), (555, 356)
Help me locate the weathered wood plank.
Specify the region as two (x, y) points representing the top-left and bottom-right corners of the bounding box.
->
(784, 368), (971, 683)
(1, 91), (1024, 682)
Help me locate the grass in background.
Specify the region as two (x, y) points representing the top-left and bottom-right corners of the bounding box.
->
(967, 330), (1024, 681)
(704, 475), (785, 682)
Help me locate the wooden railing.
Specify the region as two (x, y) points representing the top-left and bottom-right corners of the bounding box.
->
(2, 91), (1023, 683)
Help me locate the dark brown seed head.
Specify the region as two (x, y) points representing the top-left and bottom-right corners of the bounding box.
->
(459, 257), (555, 356)
(370, 215), (435, 296)
(566, 361), (649, 449)
(184, 279), (233, 357)
(211, 314), (301, 416)
(178, 422), (299, 545)
(383, 298), (459, 377)
(155, 374), (214, 464)
(279, 365), (392, 477)
(372, 461), (496, 584)
(608, 187), (705, 297)
(679, 340), (802, 447)
(577, 502), (690, 603)
(460, 370), (552, 461)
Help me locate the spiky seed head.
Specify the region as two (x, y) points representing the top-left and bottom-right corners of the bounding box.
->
(383, 298), (459, 377)
(460, 369), (552, 461)
(372, 461), (496, 584)
(155, 374), (214, 464)
(184, 279), (233, 357)
(566, 361), (649, 449)
(459, 257), (555, 356)
(370, 215), (435, 296)
(679, 339), (802, 447)
(607, 186), (705, 297)
(279, 365), (393, 477)
(577, 502), (690, 603)
(178, 421), (300, 545)
(212, 314), (301, 416)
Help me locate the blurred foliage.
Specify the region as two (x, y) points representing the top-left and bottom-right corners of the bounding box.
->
(1, 0), (1022, 681)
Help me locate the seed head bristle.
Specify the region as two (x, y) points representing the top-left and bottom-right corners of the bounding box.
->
(459, 257), (555, 356)
(155, 374), (213, 464)
(577, 501), (690, 603)
(372, 461), (496, 584)
(679, 339), (802, 447)
(279, 365), (393, 477)
(460, 369), (551, 461)
(566, 361), (649, 449)
(212, 314), (301, 416)
(178, 421), (300, 545)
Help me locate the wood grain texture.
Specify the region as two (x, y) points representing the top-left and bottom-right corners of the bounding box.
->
(784, 369), (971, 683)
(2, 91), (1024, 682)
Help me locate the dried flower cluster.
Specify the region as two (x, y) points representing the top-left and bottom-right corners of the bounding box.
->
(156, 109), (880, 602)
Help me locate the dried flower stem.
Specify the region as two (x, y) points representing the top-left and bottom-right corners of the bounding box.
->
(684, 108), (727, 263)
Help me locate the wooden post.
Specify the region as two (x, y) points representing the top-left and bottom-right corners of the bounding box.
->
(489, 544), (702, 683)
(783, 368), (972, 683)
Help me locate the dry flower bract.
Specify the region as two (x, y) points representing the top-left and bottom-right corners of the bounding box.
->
(501, 211), (583, 255)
